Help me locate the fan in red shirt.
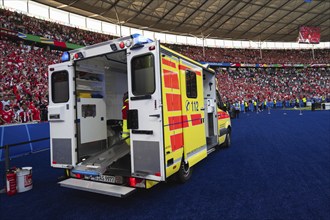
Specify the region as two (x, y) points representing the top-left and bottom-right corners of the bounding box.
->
(30, 104), (41, 122)
(19, 105), (32, 123)
(0, 108), (4, 125)
(0, 105), (14, 124)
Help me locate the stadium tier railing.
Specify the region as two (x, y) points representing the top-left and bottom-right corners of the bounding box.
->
(0, 122), (50, 162)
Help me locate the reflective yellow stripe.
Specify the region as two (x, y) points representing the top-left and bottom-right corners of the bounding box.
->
(122, 120), (130, 145)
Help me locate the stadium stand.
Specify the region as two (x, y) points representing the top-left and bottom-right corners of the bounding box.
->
(216, 68), (330, 106)
(0, 38), (60, 125)
(1, 8), (329, 62)
(164, 44), (330, 64)
(1, 2), (330, 220)
(0, 8), (113, 46)
(1, 8), (329, 126)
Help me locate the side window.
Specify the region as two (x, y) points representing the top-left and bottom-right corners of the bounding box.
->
(131, 54), (155, 96)
(82, 105), (96, 118)
(186, 70), (197, 98)
(51, 71), (69, 103)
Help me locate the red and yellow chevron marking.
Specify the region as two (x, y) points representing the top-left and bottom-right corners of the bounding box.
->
(218, 111), (230, 120)
(166, 114), (203, 130)
(161, 55), (184, 178)
(168, 115), (189, 130)
(162, 58), (176, 68)
(166, 93), (182, 111)
(178, 64), (201, 76)
(191, 114), (202, 126)
(170, 133), (183, 151)
(163, 69), (179, 89)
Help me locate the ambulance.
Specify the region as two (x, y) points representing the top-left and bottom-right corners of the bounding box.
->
(48, 34), (231, 197)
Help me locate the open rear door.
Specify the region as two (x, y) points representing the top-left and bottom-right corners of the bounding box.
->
(127, 41), (165, 181)
(48, 62), (77, 168)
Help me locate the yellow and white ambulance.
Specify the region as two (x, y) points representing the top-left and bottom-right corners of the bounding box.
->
(48, 34), (231, 197)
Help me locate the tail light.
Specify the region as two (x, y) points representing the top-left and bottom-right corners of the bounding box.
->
(128, 177), (145, 188)
(75, 174), (84, 179)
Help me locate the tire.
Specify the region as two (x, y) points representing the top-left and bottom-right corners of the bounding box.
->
(223, 131), (231, 148)
(176, 160), (192, 183)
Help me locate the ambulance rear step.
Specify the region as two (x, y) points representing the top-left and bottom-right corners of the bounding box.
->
(59, 178), (136, 197)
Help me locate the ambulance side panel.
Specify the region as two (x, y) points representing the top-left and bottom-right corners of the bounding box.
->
(179, 59), (207, 167)
(160, 53), (184, 178)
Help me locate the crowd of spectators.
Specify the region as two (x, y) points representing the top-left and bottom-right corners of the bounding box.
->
(1, 8), (330, 125)
(0, 8), (114, 46)
(166, 44), (330, 64)
(216, 67), (330, 107)
(1, 8), (329, 64)
(0, 38), (60, 125)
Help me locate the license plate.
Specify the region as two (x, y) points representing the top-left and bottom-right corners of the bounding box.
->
(91, 175), (116, 184)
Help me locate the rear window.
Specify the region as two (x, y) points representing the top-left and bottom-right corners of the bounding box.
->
(131, 54), (155, 96)
(51, 71), (69, 103)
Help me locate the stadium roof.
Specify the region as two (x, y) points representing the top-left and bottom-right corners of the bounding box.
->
(33, 0), (330, 42)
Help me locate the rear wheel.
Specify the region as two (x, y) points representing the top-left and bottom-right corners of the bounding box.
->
(177, 160), (192, 183)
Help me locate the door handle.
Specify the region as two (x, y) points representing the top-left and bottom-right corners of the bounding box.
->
(149, 114), (160, 118)
(200, 108), (205, 111)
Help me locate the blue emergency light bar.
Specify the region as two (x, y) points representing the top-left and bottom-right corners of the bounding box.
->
(61, 34), (152, 62)
(131, 33), (153, 49)
(61, 51), (70, 62)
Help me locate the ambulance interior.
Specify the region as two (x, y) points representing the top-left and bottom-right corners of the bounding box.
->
(74, 50), (131, 176)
